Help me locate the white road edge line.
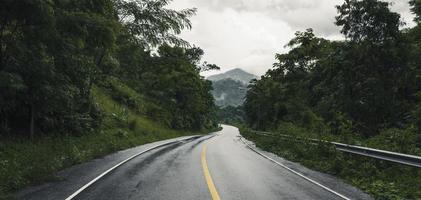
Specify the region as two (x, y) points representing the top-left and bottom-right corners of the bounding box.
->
(64, 135), (202, 200)
(239, 136), (351, 200)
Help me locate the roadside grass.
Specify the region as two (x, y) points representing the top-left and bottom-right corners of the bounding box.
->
(254, 122), (421, 156)
(0, 81), (220, 200)
(240, 126), (421, 200)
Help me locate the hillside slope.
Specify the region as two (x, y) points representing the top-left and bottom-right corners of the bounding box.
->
(211, 79), (247, 107)
(0, 79), (217, 199)
(208, 68), (258, 85)
(208, 68), (258, 107)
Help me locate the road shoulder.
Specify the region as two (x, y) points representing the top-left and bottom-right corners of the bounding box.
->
(15, 135), (200, 200)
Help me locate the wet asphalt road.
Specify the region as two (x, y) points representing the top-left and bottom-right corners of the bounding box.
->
(74, 125), (342, 200)
(18, 125), (372, 200)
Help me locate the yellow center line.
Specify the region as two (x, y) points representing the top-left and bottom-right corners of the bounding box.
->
(201, 140), (221, 200)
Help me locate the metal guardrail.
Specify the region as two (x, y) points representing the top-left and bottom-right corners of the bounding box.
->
(250, 130), (421, 168)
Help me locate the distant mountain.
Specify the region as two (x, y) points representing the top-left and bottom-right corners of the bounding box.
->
(208, 68), (258, 107)
(207, 68), (258, 85)
(211, 79), (247, 107)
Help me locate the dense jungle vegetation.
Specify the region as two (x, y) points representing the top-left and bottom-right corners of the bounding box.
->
(245, 0), (421, 146)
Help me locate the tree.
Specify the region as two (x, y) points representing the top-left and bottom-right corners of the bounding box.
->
(245, 29), (331, 130)
(0, 0), (109, 136)
(408, 0), (421, 131)
(335, 0), (401, 44)
(334, 0), (411, 135)
(244, 0), (419, 137)
(115, 0), (196, 48)
(410, 0), (421, 23)
(139, 45), (217, 130)
(0, 0), (213, 136)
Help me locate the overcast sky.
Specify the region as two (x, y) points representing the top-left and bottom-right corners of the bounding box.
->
(169, 0), (415, 77)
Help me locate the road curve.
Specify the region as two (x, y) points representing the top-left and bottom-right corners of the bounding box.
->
(17, 125), (371, 200)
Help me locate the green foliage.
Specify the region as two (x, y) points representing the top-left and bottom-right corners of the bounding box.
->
(0, 0), (217, 136)
(115, 0), (196, 48)
(0, 0), (119, 136)
(415, 105), (421, 132)
(410, 0), (421, 23)
(245, 29), (331, 130)
(365, 128), (421, 155)
(136, 44), (217, 130)
(240, 127), (421, 200)
(335, 0), (401, 43)
(245, 0), (419, 136)
(0, 81), (217, 198)
(216, 106), (246, 125)
(99, 77), (146, 112)
(332, 0), (411, 134)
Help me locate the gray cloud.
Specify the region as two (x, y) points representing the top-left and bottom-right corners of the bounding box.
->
(192, 0), (342, 37)
(169, 0), (415, 76)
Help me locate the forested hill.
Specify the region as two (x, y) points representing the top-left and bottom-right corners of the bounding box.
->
(208, 68), (258, 107)
(208, 68), (258, 85)
(0, 0), (219, 137)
